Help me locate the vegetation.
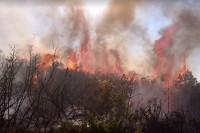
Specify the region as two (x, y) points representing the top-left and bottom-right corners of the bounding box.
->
(0, 47), (200, 133)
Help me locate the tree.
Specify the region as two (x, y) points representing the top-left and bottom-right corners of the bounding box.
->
(174, 70), (200, 115)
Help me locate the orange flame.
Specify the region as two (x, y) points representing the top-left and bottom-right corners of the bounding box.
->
(33, 53), (60, 84)
(174, 59), (189, 81)
(65, 7), (123, 75)
(153, 24), (189, 89)
(153, 25), (177, 88)
(153, 24), (191, 112)
(66, 50), (78, 70)
(38, 53), (60, 71)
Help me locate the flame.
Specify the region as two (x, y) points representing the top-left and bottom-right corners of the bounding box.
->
(33, 53), (60, 84)
(38, 53), (60, 71)
(152, 73), (158, 80)
(153, 24), (190, 89)
(153, 24), (191, 112)
(66, 47), (123, 75)
(174, 59), (189, 81)
(154, 26), (176, 57)
(65, 6), (123, 75)
(153, 25), (177, 88)
(66, 50), (78, 70)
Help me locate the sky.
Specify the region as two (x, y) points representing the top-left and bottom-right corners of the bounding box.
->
(0, 0), (200, 80)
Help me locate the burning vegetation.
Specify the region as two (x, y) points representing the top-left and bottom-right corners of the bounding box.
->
(0, 0), (200, 133)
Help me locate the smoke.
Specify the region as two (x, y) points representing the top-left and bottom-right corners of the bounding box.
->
(0, 5), (34, 55)
(96, 0), (136, 36)
(172, 8), (200, 59)
(62, 0), (142, 74)
(0, 0), (199, 79)
(144, 1), (200, 112)
(142, 0), (200, 86)
(0, 0), (156, 76)
(92, 0), (137, 73)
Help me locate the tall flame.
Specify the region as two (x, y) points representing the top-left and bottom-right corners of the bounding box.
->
(65, 5), (123, 75)
(153, 25), (177, 88)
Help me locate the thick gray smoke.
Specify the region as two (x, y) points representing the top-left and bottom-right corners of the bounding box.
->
(173, 8), (200, 58)
(131, 0), (200, 109)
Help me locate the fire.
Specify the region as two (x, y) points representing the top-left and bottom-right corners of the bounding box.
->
(66, 47), (123, 75)
(153, 25), (177, 88)
(152, 23), (192, 112)
(65, 6), (123, 75)
(153, 24), (190, 89)
(38, 53), (60, 71)
(66, 50), (78, 70)
(33, 53), (60, 84)
(174, 59), (189, 81)
(152, 73), (158, 80)
(154, 26), (176, 57)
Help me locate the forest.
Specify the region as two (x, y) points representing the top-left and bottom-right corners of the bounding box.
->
(1, 0), (200, 132)
(0, 46), (200, 133)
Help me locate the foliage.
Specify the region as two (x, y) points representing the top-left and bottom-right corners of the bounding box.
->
(0, 47), (200, 133)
